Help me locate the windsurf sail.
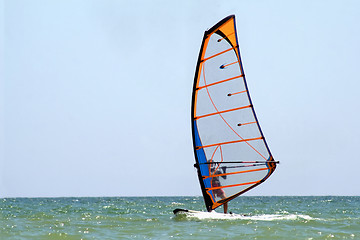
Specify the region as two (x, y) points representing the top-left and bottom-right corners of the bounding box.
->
(192, 15), (278, 212)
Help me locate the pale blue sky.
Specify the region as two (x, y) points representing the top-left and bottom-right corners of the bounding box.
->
(1, 0), (360, 197)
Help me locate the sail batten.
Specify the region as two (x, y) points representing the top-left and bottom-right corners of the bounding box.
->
(203, 167), (269, 179)
(191, 15), (277, 212)
(201, 46), (238, 62)
(194, 105), (252, 120)
(206, 181), (261, 191)
(196, 74), (244, 90)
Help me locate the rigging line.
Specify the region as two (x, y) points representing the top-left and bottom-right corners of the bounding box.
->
(216, 145), (224, 173)
(194, 105), (251, 120)
(206, 181), (260, 191)
(203, 167), (268, 179)
(207, 146), (220, 190)
(208, 146), (219, 180)
(196, 137), (263, 149)
(200, 62), (267, 160)
(209, 145), (223, 174)
(219, 146), (224, 168)
(208, 146), (224, 192)
(228, 90), (247, 96)
(201, 46), (237, 62)
(197, 75), (244, 90)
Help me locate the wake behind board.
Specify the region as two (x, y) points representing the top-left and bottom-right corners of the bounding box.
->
(174, 209), (312, 221)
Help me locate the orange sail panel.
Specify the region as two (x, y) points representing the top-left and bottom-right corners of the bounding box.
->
(191, 15), (277, 212)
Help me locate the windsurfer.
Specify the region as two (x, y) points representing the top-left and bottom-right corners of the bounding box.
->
(211, 167), (228, 214)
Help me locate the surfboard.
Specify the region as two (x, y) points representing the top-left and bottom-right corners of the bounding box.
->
(173, 208), (203, 215)
(173, 208), (244, 220)
(173, 208), (235, 216)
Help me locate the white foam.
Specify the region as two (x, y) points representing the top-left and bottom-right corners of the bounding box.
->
(179, 211), (315, 221)
(241, 214), (315, 221)
(170, 202), (184, 206)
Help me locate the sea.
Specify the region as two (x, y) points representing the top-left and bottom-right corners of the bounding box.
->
(1, 196), (359, 239)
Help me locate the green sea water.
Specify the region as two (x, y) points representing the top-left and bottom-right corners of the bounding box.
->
(1, 196), (359, 239)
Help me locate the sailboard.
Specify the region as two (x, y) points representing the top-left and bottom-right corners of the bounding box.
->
(174, 15), (278, 215)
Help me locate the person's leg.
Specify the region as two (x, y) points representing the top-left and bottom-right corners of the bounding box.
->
(223, 202), (228, 214)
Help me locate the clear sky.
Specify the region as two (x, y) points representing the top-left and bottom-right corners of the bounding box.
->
(1, 0), (360, 198)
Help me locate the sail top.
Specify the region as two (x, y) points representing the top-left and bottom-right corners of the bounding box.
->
(191, 15), (277, 211)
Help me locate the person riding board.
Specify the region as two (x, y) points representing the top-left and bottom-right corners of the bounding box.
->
(210, 162), (228, 214)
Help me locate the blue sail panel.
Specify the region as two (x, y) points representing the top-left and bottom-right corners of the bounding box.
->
(193, 121), (215, 201)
